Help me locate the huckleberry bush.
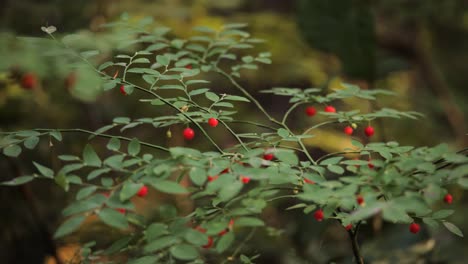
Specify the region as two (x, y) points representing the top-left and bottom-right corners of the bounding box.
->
(1, 15), (468, 264)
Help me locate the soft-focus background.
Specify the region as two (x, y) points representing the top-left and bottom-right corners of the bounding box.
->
(1, 0), (467, 263)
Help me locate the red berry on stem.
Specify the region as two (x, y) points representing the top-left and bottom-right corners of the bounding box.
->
(208, 118), (219, 127)
(207, 175), (218, 182)
(21, 73), (38, 89)
(324, 105), (336, 113)
(345, 224), (353, 231)
(409, 223), (420, 234)
(241, 176), (250, 184)
(218, 229), (228, 236)
(314, 209), (324, 221)
(304, 178), (315, 184)
(444, 194), (453, 204)
(305, 106), (317, 117)
(137, 185), (148, 197)
(356, 195), (364, 205)
(344, 126), (353, 135)
(263, 153), (274, 161)
(183, 128), (195, 140)
(117, 208), (126, 214)
(120, 85), (127, 95)
(202, 236), (214, 249)
(364, 126), (374, 137)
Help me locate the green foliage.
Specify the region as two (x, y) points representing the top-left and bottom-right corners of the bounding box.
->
(0, 14), (467, 263)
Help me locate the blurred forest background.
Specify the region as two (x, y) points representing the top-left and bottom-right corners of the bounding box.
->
(0, 0), (467, 263)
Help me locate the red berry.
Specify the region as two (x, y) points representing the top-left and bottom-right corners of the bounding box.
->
(305, 106), (317, 117)
(207, 175), (219, 182)
(344, 126), (353, 135)
(183, 128), (195, 140)
(314, 209), (324, 222)
(444, 194), (453, 204)
(185, 64), (193, 69)
(356, 195), (364, 205)
(195, 226), (207, 233)
(119, 85), (127, 95)
(218, 229), (228, 236)
(202, 236), (214, 249)
(263, 153), (274, 161)
(364, 126), (374, 137)
(368, 161), (374, 169)
(137, 185), (148, 197)
(21, 73), (38, 89)
(102, 192), (111, 198)
(221, 168), (230, 174)
(409, 223), (420, 234)
(208, 118), (219, 127)
(117, 208), (126, 214)
(241, 176), (250, 184)
(345, 224), (353, 231)
(324, 105), (336, 113)
(304, 178), (315, 184)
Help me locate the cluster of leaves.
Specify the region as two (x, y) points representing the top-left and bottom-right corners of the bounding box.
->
(1, 14), (467, 264)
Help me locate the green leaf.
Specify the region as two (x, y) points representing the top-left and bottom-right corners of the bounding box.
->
(120, 182), (143, 201)
(184, 229), (209, 246)
(83, 145), (101, 167)
(58, 155), (80, 161)
(144, 236), (181, 253)
(382, 204), (412, 223)
(277, 128), (289, 138)
(146, 223), (169, 241)
(216, 232), (235, 253)
(33, 162), (54, 178)
(49, 130), (62, 141)
(104, 236), (133, 254)
(432, 209), (454, 219)
(275, 150), (299, 166)
(443, 221), (464, 237)
(151, 180), (188, 194)
(205, 92), (219, 102)
(81, 50), (100, 58)
(128, 139), (141, 156)
(170, 244), (199, 260)
(327, 164), (344, 175)
(422, 217), (439, 229)
(156, 55), (170, 66)
(219, 181), (243, 202)
(87, 168), (111, 180)
(24, 137), (40, 149)
(224, 95), (250, 102)
(98, 208), (128, 229)
(76, 186), (98, 200)
(133, 58), (150, 64)
(319, 157), (344, 165)
(3, 145), (21, 157)
(53, 215), (85, 238)
(107, 138), (121, 151)
(234, 217), (264, 227)
(0, 175), (35, 186)
(55, 173), (69, 191)
(189, 167), (207, 186)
